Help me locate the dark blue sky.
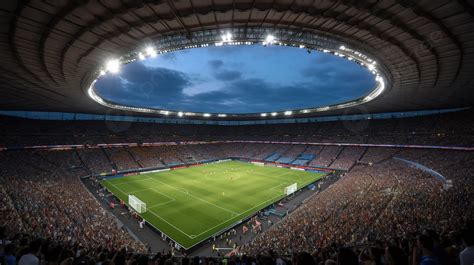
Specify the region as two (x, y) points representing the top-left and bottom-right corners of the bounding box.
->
(95, 45), (375, 113)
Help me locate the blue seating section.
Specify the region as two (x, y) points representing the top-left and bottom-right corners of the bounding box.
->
(276, 157), (293, 164)
(298, 154), (315, 160)
(292, 159), (308, 166)
(265, 153), (281, 162)
(288, 154), (316, 165)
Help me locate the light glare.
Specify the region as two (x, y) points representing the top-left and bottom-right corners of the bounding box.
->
(146, 47), (157, 57)
(105, 59), (120, 73)
(265, 35), (275, 43)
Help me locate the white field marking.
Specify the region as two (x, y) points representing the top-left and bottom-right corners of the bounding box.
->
(187, 166), (312, 240)
(149, 178), (240, 216)
(106, 180), (197, 239)
(107, 181), (176, 208)
(123, 163), (317, 243)
(147, 198), (175, 209)
(105, 181), (130, 197)
(146, 208), (195, 238)
(150, 188), (176, 201)
(133, 187), (177, 209)
(127, 187), (155, 194)
(269, 182), (288, 191)
(192, 192), (284, 238)
(113, 178), (152, 186)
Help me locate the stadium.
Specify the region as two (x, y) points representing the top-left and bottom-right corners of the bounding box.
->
(0, 0), (474, 265)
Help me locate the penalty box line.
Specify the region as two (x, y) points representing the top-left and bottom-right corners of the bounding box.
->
(108, 182), (177, 209)
(106, 179), (287, 241)
(191, 192), (284, 239)
(113, 177), (153, 186)
(149, 177), (240, 216)
(105, 181), (194, 239)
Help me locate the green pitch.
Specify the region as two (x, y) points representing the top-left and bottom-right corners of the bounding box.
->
(100, 160), (325, 249)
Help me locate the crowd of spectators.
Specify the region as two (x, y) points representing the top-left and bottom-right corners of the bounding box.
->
(1, 109), (473, 148)
(0, 151), (145, 256)
(242, 149), (474, 264)
(1, 109), (473, 264)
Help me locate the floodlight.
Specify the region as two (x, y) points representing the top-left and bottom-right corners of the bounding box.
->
(271, 112), (277, 116)
(177, 112), (183, 117)
(260, 113), (267, 117)
(265, 35), (275, 43)
(339, 45), (346, 50)
(222, 32), (232, 42)
(146, 47), (157, 57)
(105, 59), (120, 73)
(284, 111), (293, 115)
(203, 113), (211, 117)
(99, 70), (106, 76)
(160, 110), (169, 115)
(138, 52), (145, 60)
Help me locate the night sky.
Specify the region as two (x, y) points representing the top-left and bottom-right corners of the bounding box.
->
(95, 45), (375, 114)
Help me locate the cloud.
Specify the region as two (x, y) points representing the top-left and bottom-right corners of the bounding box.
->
(96, 62), (191, 108)
(183, 77), (357, 113)
(214, 70), (242, 81)
(208, 59), (224, 69)
(95, 46), (375, 113)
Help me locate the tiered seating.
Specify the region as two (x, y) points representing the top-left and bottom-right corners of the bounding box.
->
(106, 148), (140, 170)
(309, 146), (343, 167)
(330, 146), (367, 170)
(265, 153), (281, 162)
(275, 156), (293, 163)
(76, 149), (113, 173)
(128, 147), (165, 168)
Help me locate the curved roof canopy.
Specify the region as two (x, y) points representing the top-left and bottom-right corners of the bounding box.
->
(0, 0), (473, 120)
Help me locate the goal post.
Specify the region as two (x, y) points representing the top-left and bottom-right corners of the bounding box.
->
(284, 183), (297, 196)
(128, 195), (146, 213)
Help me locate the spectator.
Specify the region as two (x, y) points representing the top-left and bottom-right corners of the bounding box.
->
(338, 248), (358, 265)
(460, 224), (474, 265)
(18, 239), (41, 265)
(2, 243), (17, 265)
(415, 235), (439, 265)
(385, 245), (407, 265)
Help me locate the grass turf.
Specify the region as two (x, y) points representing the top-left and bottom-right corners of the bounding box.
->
(100, 160), (325, 249)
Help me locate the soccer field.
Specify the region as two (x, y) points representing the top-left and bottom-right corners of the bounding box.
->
(100, 160), (326, 249)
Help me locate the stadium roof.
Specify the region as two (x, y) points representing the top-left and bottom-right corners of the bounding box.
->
(1, 0), (473, 120)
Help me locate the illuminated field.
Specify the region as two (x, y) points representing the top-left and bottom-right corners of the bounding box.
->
(101, 161), (325, 249)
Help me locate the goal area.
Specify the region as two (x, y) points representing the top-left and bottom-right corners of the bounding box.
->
(284, 183), (297, 196)
(129, 194), (146, 213)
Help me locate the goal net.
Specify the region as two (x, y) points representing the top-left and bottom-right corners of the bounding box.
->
(128, 195), (146, 213)
(284, 183), (297, 196)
